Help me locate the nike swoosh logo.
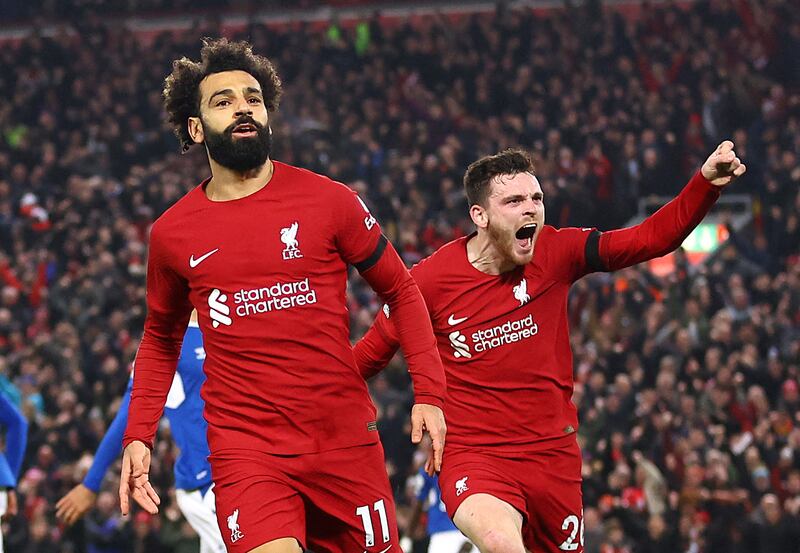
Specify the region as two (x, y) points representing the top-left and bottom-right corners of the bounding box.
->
(448, 314), (469, 326)
(189, 248), (219, 268)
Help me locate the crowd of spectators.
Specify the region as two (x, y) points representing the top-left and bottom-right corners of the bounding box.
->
(0, 0), (798, 551)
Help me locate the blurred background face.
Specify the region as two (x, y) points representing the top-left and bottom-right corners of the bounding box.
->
(761, 494), (781, 524)
(482, 172), (545, 266)
(197, 70), (272, 172)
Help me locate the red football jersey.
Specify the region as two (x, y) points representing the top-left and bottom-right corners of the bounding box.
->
(355, 172), (720, 451)
(124, 161), (444, 455)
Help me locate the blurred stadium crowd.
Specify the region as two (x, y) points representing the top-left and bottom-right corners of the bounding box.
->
(0, 0), (798, 551)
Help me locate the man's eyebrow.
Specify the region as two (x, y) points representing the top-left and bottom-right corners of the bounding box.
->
(208, 87), (263, 106)
(208, 89), (233, 105)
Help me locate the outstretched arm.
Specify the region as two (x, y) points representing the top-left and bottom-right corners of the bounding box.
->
(56, 380), (134, 525)
(589, 141), (746, 272)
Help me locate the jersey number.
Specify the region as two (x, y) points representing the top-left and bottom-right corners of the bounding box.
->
(558, 513), (584, 551)
(356, 499), (390, 548)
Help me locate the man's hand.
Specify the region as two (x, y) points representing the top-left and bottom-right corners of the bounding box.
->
(410, 403), (446, 475)
(56, 484), (97, 525)
(701, 140), (747, 187)
(119, 440), (160, 516)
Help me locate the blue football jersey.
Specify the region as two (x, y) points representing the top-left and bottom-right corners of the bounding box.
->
(84, 322), (212, 492)
(0, 391), (27, 488)
(415, 468), (458, 535)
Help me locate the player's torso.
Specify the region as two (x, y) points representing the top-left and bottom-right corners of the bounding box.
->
(161, 169), (352, 369)
(155, 163), (377, 453)
(426, 257), (572, 389)
(417, 236), (578, 449)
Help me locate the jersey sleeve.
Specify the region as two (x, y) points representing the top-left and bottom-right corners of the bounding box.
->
(84, 378), (133, 493)
(123, 222), (193, 450)
(353, 304), (401, 380)
(332, 184), (383, 268)
(594, 171), (721, 272)
(358, 244), (446, 409)
(541, 226), (600, 282)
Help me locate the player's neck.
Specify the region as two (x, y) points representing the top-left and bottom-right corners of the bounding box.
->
(467, 232), (517, 275)
(205, 158), (274, 201)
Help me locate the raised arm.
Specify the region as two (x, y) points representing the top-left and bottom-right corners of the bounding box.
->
(588, 141), (746, 272)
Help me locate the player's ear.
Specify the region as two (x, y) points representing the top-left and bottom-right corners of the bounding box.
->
(188, 116), (204, 144)
(469, 204), (488, 229)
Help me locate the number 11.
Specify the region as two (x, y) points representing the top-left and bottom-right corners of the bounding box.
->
(356, 499), (390, 548)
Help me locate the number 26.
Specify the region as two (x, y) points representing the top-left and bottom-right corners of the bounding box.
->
(558, 512), (584, 551)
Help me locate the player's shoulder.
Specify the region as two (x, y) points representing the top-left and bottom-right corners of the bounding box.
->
(530, 225), (597, 279)
(150, 182), (208, 236)
(536, 225), (595, 251)
(275, 161), (356, 198)
(411, 236), (470, 280)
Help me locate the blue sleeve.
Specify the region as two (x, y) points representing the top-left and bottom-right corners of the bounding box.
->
(0, 393), (27, 484)
(416, 470), (433, 502)
(83, 379), (132, 493)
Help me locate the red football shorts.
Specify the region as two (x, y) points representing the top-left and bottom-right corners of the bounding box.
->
(210, 441), (401, 553)
(439, 436), (584, 553)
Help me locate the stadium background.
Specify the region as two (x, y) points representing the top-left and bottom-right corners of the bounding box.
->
(0, 0), (798, 551)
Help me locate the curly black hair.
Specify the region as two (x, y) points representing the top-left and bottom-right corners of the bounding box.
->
(463, 149), (535, 207)
(163, 37), (282, 152)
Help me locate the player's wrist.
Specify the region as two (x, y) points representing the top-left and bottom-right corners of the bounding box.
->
(413, 396), (445, 410)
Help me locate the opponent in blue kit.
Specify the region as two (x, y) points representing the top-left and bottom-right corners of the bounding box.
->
(409, 468), (472, 553)
(0, 391), (27, 553)
(57, 312), (224, 553)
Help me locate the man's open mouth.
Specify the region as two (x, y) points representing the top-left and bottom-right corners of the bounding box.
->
(232, 123), (258, 136)
(515, 223), (537, 248)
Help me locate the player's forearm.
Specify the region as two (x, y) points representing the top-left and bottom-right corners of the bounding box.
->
(361, 245), (446, 407)
(353, 323), (399, 380)
(599, 171), (720, 271)
(85, 390), (131, 492)
(123, 325), (184, 450)
(125, 236), (191, 450)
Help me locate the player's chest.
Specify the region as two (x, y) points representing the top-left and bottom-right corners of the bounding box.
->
(431, 271), (568, 361)
(173, 210), (339, 286)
